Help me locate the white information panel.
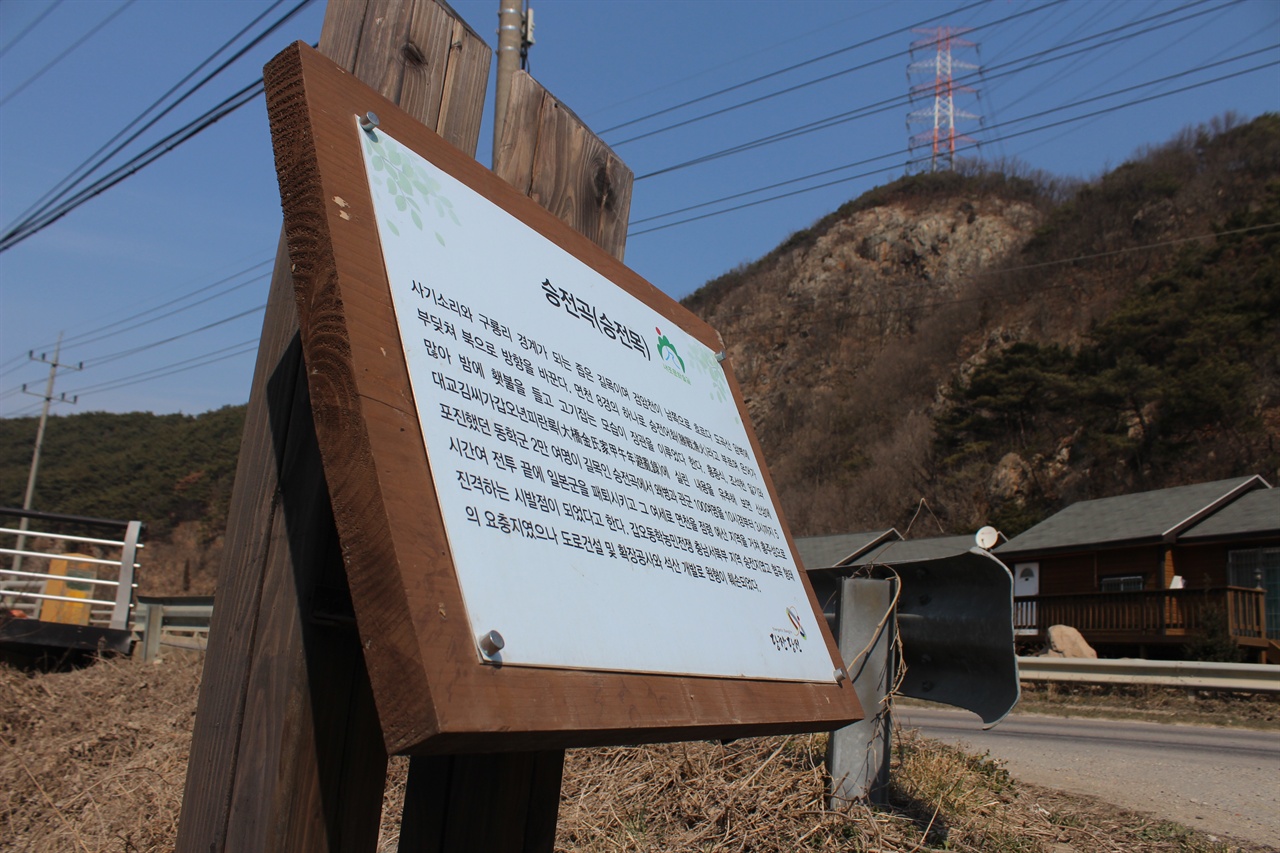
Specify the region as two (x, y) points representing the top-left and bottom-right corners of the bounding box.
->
(360, 125), (833, 682)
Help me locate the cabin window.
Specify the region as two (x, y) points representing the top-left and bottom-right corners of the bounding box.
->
(1099, 575), (1144, 592)
(1230, 548), (1280, 640)
(1228, 547), (1279, 588)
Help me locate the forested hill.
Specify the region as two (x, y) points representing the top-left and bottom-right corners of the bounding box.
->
(2, 115), (1277, 549)
(0, 406), (244, 541)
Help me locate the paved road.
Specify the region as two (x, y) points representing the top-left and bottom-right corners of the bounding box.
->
(897, 708), (1280, 850)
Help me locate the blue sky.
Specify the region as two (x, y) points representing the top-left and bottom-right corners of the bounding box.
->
(0, 0), (1276, 417)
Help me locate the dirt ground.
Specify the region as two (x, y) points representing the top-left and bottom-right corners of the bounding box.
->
(1, 652), (1273, 852)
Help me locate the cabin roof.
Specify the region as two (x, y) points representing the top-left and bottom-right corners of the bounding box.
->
(998, 476), (1270, 555)
(847, 534), (979, 567)
(1178, 487), (1280, 541)
(793, 529), (899, 569)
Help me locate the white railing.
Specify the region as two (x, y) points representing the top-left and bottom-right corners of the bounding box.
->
(0, 508), (142, 632)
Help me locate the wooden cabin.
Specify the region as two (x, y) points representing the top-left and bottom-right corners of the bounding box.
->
(995, 476), (1278, 662)
(793, 477), (1278, 662)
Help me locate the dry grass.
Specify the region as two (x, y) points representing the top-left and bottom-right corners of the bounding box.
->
(1, 652), (200, 852)
(2, 654), (1269, 852)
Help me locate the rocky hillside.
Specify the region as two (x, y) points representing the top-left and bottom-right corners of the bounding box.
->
(684, 113), (1280, 537)
(3, 116), (1276, 578)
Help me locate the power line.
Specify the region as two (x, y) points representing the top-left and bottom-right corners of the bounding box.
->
(5, 0), (308, 242)
(64, 339), (259, 398)
(628, 55), (1278, 236)
(608, 0), (1078, 147)
(55, 270), (268, 353)
(0, 1), (315, 254)
(0, 259), (270, 378)
(596, 0), (992, 136)
(0, 0), (65, 60)
(634, 0), (1236, 182)
(634, 47), (1275, 230)
(0, 0), (136, 108)
(582, 0), (895, 125)
(0, 77), (266, 253)
(80, 304), (266, 369)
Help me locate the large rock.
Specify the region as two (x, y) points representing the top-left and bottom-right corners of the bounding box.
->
(1040, 625), (1097, 659)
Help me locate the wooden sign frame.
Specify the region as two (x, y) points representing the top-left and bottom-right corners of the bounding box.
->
(263, 41), (861, 756)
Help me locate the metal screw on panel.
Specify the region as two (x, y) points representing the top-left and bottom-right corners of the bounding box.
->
(714, 350), (727, 363)
(359, 111), (380, 131)
(478, 629), (505, 656)
(833, 667), (848, 684)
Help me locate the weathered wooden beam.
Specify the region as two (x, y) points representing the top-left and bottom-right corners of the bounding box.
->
(176, 2), (490, 851)
(495, 70), (633, 262)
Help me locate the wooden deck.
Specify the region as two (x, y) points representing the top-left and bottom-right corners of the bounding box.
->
(1015, 586), (1269, 651)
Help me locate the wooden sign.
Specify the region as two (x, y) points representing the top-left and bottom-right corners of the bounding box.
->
(264, 42), (861, 755)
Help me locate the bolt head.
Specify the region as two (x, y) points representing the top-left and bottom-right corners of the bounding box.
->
(478, 629), (505, 656)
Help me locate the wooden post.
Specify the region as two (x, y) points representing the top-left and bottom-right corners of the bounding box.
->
(179, 3), (634, 851)
(177, 2), (490, 851)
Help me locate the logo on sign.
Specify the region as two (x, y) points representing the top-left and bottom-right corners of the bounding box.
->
(655, 327), (685, 373)
(786, 605), (807, 639)
(769, 605), (808, 654)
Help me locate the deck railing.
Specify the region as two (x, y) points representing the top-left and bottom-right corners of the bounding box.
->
(0, 508), (142, 632)
(1014, 587), (1266, 641)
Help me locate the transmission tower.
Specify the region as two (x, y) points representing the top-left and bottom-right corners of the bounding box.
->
(907, 26), (981, 173)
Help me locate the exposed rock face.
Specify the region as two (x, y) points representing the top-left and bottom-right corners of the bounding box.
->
(808, 197), (1039, 292)
(698, 196), (1041, 443)
(988, 453), (1034, 504)
(1040, 625), (1098, 659)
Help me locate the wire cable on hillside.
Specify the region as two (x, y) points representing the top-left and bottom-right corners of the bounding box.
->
(700, 222), (1280, 330)
(629, 53), (1278, 236)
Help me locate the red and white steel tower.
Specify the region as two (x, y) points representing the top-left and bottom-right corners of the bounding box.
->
(907, 27), (981, 173)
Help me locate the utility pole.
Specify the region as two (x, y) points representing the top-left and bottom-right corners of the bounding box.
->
(10, 333), (80, 574)
(493, 0), (533, 166)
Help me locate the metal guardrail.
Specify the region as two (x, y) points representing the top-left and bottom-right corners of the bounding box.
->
(128, 602), (1280, 695)
(1017, 656), (1280, 693)
(132, 597), (213, 661)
